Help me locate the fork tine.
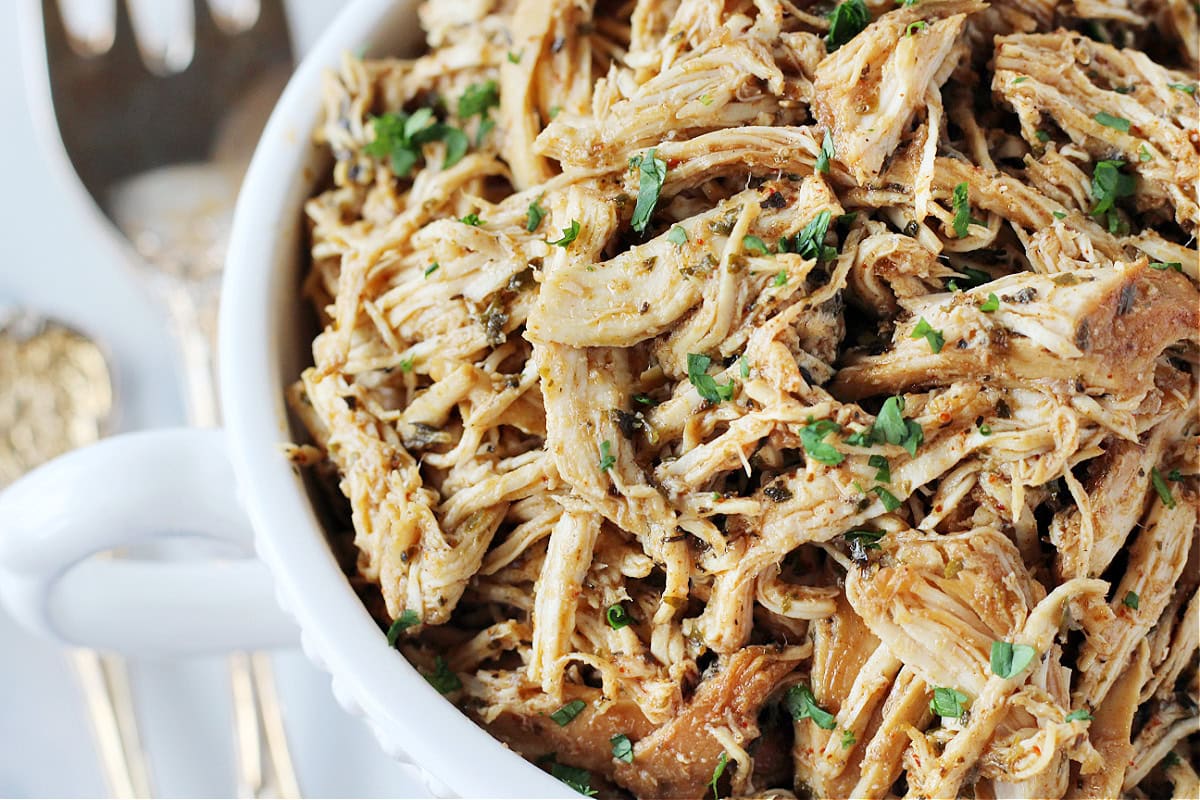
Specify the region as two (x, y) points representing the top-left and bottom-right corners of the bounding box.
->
(41, 0), (73, 61)
(111, 0), (145, 66)
(192, 0), (226, 56)
(255, 0), (290, 47)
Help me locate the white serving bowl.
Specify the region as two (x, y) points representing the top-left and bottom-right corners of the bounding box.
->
(0, 0), (567, 795)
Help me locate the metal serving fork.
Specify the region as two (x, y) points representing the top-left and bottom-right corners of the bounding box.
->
(30, 1), (299, 797)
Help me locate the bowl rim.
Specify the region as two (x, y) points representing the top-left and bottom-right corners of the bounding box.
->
(220, 1), (569, 796)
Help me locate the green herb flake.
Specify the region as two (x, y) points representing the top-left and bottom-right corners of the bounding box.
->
(606, 603), (633, 630)
(1168, 82), (1197, 94)
(687, 353), (736, 404)
(1012, 76), (1028, 84)
(1053, 211), (1067, 219)
(779, 210), (835, 262)
(461, 212), (485, 227)
(549, 220), (581, 247)
(1139, 143), (1153, 162)
(399, 356), (415, 373)
(526, 198), (547, 232)
(990, 641), (1037, 679)
(424, 262), (440, 278)
(874, 395), (925, 456)
(598, 440), (616, 472)
(550, 699), (587, 726)
(979, 292), (1000, 312)
(1168, 469), (1183, 481)
(1149, 261), (1183, 272)
(507, 50), (522, 63)
(816, 131), (836, 174)
(1151, 466), (1176, 508)
(630, 148), (668, 234)
(1035, 130), (1051, 143)
(930, 687), (969, 718)
(773, 269), (788, 287)
(910, 317), (945, 353)
(424, 656), (462, 694)
(739, 355), (750, 379)
(1122, 590), (1140, 610)
(906, 20), (928, 36)
(457, 80), (500, 121)
(978, 422), (992, 436)
(667, 225), (689, 245)
(873, 486), (902, 512)
(610, 734), (634, 763)
(1065, 709), (1093, 723)
(844, 529), (886, 551)
(385, 609), (420, 646)
(800, 418), (844, 466)
(1163, 752), (1182, 768)
(1093, 112), (1131, 133)
(633, 394), (656, 406)
(826, 0), (870, 52)
(840, 729), (856, 749)
(868, 454), (890, 483)
(1090, 160), (1135, 225)
(785, 684), (837, 730)
(709, 752), (729, 800)
(951, 182), (972, 238)
(550, 762), (597, 797)
(743, 235), (770, 255)
(699, 93), (715, 106)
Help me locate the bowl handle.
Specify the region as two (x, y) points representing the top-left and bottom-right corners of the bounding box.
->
(0, 428), (298, 656)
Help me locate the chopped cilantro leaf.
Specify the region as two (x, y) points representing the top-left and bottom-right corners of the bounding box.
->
(952, 182), (973, 238)
(1065, 709), (1093, 723)
(910, 317), (945, 353)
(424, 656), (461, 694)
(1090, 160), (1135, 227)
(1168, 82), (1196, 94)
(550, 700), (586, 726)
(385, 610), (420, 646)
(1093, 112), (1131, 132)
(548, 220), (581, 247)
(460, 212), (485, 226)
(826, 0), (870, 52)
(841, 729), (856, 748)
(1123, 591), (1140, 610)
(979, 292), (1000, 312)
(709, 753), (728, 800)
(610, 734), (634, 763)
(424, 262), (440, 278)
(779, 210), (835, 261)
(990, 641), (1037, 678)
(630, 148), (667, 234)
(815, 131), (835, 174)
(868, 454), (890, 482)
(930, 687), (969, 718)
(800, 418), (844, 466)
(743, 235), (770, 255)
(687, 353), (735, 404)
(598, 440), (616, 472)
(873, 486), (901, 512)
(1151, 466), (1176, 508)
(457, 80), (499, 120)
(550, 762), (597, 797)
(526, 197), (547, 232)
(739, 355), (750, 378)
(1149, 261), (1183, 271)
(667, 225), (688, 245)
(785, 684), (837, 729)
(773, 269), (788, 287)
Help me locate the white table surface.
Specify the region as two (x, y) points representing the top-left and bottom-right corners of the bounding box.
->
(0, 2), (431, 796)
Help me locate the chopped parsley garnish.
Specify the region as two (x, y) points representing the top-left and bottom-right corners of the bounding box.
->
(687, 353), (736, 403)
(526, 197), (547, 232)
(606, 603), (633, 629)
(910, 317), (945, 353)
(906, 20), (928, 36)
(667, 225), (688, 245)
(424, 262), (440, 278)
(779, 210), (836, 261)
(424, 656), (462, 694)
(868, 454), (891, 482)
(990, 641), (1037, 679)
(979, 292), (1000, 312)
(1168, 82), (1196, 94)
(699, 93), (715, 106)
(739, 355), (750, 378)
(840, 729), (856, 749)
(365, 108), (468, 173)
(978, 422), (992, 436)
(610, 734), (634, 763)
(1139, 144), (1153, 162)
(550, 699), (586, 726)
(1065, 709), (1093, 723)
(1093, 112), (1131, 133)
(709, 752), (728, 800)
(1035, 130), (1051, 143)
(1089, 160), (1135, 230)
(1151, 466), (1176, 508)
(773, 269), (788, 287)
(844, 529), (886, 552)
(1123, 591), (1140, 610)
(876, 395), (924, 456)
(630, 148), (667, 234)
(951, 182), (973, 238)
(743, 235), (770, 255)
(1053, 210), (1067, 219)
(548, 220), (581, 247)
(550, 762), (597, 797)
(507, 50), (522, 63)
(460, 212), (485, 226)
(930, 687), (969, 718)
(458, 80), (499, 119)
(785, 684), (837, 729)
(815, 131), (835, 174)
(385, 610), (420, 646)
(598, 440), (616, 472)
(873, 486), (901, 512)
(633, 394), (656, 406)
(800, 418), (844, 465)
(399, 356), (415, 373)
(1149, 261), (1183, 271)
(826, 0), (870, 52)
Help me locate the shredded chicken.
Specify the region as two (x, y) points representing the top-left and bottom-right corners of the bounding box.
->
(293, 0), (1199, 796)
